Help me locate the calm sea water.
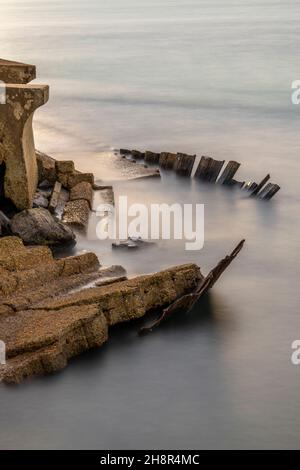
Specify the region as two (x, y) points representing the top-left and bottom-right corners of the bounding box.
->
(1, 0), (300, 450)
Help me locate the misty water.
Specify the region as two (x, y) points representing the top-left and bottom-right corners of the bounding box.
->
(0, 0), (300, 449)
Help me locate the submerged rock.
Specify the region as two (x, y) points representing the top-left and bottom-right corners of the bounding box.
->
(11, 208), (75, 246)
(112, 237), (156, 250)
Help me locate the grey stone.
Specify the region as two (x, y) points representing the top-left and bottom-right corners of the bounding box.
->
(11, 208), (75, 246)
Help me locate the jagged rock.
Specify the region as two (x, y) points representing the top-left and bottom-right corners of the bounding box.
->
(70, 181), (93, 209)
(62, 199), (90, 229)
(10, 208), (75, 246)
(0, 261), (202, 383)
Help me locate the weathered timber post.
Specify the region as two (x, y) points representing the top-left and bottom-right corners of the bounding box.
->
(218, 161), (241, 185)
(259, 183), (281, 200)
(174, 153), (196, 176)
(159, 152), (177, 169)
(195, 156), (224, 182)
(0, 58), (49, 210)
(251, 174), (270, 196)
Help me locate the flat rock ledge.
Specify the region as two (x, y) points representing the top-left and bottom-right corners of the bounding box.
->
(0, 237), (202, 384)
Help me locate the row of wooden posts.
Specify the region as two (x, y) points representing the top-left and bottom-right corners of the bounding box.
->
(120, 149), (280, 200)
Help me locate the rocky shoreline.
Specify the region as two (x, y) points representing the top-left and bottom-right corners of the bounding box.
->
(0, 58), (246, 384)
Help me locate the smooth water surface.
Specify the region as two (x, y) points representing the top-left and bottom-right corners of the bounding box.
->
(0, 0), (299, 449)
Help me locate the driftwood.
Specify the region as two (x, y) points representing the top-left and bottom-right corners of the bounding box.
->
(139, 239), (245, 335)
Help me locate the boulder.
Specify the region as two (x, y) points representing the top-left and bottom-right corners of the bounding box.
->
(10, 208), (75, 246)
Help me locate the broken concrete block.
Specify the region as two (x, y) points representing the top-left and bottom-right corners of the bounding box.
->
(70, 181), (93, 209)
(48, 181), (62, 213)
(55, 160), (75, 174)
(63, 199), (90, 229)
(65, 171), (94, 190)
(0, 83), (49, 209)
(0, 58), (36, 84)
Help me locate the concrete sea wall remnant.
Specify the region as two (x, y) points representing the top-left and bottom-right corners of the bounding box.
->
(0, 59), (49, 210)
